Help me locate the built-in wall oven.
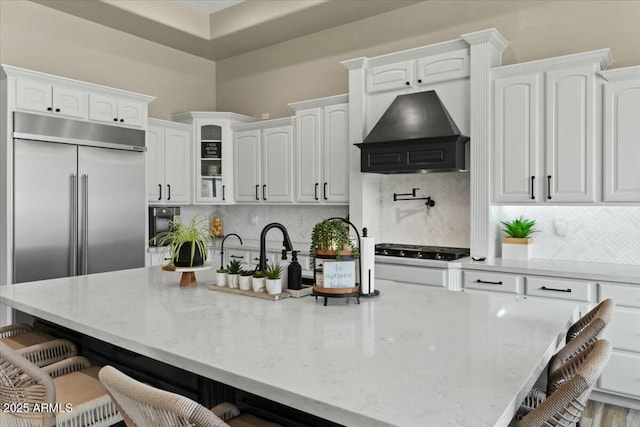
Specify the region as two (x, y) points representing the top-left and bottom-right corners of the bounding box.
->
(149, 206), (180, 246)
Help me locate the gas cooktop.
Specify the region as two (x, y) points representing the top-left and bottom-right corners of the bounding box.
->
(375, 243), (470, 261)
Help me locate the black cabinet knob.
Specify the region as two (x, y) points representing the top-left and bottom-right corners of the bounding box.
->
(55, 108), (60, 112)
(119, 119), (124, 122)
(113, 118), (118, 122)
(417, 79), (422, 83)
(405, 81), (410, 86)
(47, 107), (52, 111)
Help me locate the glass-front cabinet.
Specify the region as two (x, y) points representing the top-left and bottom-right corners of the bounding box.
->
(171, 112), (254, 204)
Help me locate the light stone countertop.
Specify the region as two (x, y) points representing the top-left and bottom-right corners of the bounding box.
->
(0, 267), (578, 427)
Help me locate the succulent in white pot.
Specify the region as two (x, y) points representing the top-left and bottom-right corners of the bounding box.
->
(216, 268), (228, 287)
(265, 264), (283, 295)
(239, 270), (253, 291)
(500, 216), (537, 260)
(252, 270), (266, 293)
(226, 260), (242, 289)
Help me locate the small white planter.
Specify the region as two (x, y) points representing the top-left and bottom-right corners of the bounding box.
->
(252, 277), (265, 293)
(266, 278), (282, 295)
(227, 274), (239, 289)
(239, 275), (252, 291)
(216, 272), (228, 287)
(502, 237), (532, 260)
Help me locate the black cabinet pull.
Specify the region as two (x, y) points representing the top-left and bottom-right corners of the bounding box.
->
(547, 175), (552, 200)
(405, 81), (410, 86)
(540, 286), (571, 293)
(167, 184), (171, 200)
(323, 182), (328, 200)
(262, 184), (266, 200)
(314, 183), (319, 200)
(222, 185), (225, 201)
(255, 185), (259, 201)
(55, 108), (60, 113)
(417, 79), (422, 83)
(113, 118), (118, 122)
(476, 279), (502, 285)
(158, 184), (162, 201)
(230, 255), (244, 259)
(253, 257), (260, 261)
(531, 176), (535, 199)
(120, 119), (124, 122)
(47, 107), (52, 111)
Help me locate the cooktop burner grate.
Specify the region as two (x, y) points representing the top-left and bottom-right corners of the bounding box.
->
(375, 243), (470, 261)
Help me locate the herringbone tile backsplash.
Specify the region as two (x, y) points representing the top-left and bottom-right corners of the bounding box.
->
(500, 206), (640, 265)
(377, 172), (471, 247)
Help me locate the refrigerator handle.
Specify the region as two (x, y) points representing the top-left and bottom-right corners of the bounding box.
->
(70, 174), (78, 276)
(83, 174), (89, 275)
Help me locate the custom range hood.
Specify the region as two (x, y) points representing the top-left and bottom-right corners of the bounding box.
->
(355, 91), (469, 173)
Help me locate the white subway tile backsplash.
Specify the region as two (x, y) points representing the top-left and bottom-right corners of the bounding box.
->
(377, 172), (470, 247)
(499, 206), (640, 265)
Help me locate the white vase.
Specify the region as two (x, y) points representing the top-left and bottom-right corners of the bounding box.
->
(266, 278), (282, 295)
(239, 275), (252, 291)
(252, 277), (265, 293)
(502, 237), (532, 260)
(216, 272), (228, 287)
(227, 274), (239, 289)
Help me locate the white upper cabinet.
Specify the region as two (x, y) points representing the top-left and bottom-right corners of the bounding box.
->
(233, 118), (294, 204)
(493, 73), (541, 202)
(290, 95), (349, 204)
(234, 129), (261, 202)
(89, 94), (145, 128)
(367, 49), (469, 94)
(16, 78), (87, 119)
(4, 66), (153, 129)
(492, 50), (610, 204)
(146, 119), (191, 204)
(545, 64), (597, 203)
(601, 66), (640, 202)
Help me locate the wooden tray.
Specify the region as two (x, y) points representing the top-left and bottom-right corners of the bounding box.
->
(208, 284), (289, 301)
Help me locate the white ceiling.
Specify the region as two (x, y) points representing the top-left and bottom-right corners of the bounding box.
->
(178, 0), (244, 15)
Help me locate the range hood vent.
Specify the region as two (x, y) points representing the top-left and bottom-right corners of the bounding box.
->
(355, 91), (469, 174)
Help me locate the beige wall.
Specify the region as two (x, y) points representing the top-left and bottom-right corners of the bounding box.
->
(0, 0), (216, 120)
(216, 0), (640, 119)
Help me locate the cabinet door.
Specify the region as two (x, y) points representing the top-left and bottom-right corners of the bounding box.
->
(416, 49), (470, 86)
(603, 78), (640, 201)
(262, 125), (294, 203)
(89, 93), (118, 124)
(118, 99), (145, 128)
(366, 61), (414, 94)
(146, 125), (165, 203)
(545, 65), (597, 202)
(164, 128), (191, 204)
(493, 73), (541, 202)
(16, 78), (52, 113)
(323, 103), (349, 203)
(234, 130), (261, 202)
(53, 86), (87, 119)
(295, 108), (322, 203)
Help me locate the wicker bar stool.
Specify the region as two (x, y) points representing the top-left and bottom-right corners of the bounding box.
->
(1, 323), (77, 368)
(516, 339), (612, 427)
(0, 341), (122, 427)
(99, 365), (282, 427)
(565, 299), (614, 343)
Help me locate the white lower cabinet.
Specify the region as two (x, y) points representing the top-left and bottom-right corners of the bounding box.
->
(375, 263), (447, 289)
(598, 281), (640, 401)
(463, 271), (523, 294)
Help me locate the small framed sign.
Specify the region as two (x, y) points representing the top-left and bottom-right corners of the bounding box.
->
(322, 261), (356, 288)
(201, 142), (221, 158)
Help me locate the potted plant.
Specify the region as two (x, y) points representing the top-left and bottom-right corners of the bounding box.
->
(265, 264), (283, 295)
(501, 216), (537, 260)
(216, 267), (228, 287)
(309, 219), (356, 265)
(252, 270), (266, 293)
(155, 215), (212, 267)
(239, 270), (253, 291)
(226, 260), (242, 288)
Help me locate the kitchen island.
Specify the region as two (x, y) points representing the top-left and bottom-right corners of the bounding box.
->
(0, 267), (578, 427)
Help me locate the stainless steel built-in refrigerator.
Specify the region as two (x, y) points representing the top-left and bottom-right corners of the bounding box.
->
(12, 112), (146, 284)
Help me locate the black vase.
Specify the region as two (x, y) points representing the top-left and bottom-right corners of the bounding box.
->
(174, 242), (205, 267)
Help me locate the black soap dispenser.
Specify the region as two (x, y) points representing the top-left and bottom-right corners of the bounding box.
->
(288, 251), (302, 290)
